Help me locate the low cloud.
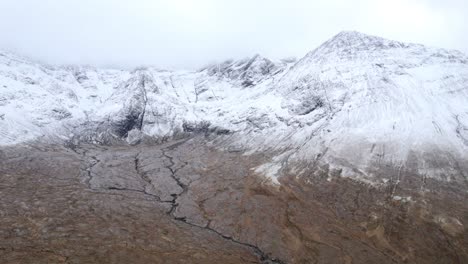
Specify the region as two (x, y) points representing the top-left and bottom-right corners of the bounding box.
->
(0, 0), (466, 69)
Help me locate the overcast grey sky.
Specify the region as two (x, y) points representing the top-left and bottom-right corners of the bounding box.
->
(0, 0), (466, 69)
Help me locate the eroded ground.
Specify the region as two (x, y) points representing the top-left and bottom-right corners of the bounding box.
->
(0, 138), (467, 263)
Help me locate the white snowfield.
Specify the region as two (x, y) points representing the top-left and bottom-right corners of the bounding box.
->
(1, 31), (467, 184)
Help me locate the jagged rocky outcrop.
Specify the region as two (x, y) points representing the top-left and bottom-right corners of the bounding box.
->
(202, 54), (286, 87)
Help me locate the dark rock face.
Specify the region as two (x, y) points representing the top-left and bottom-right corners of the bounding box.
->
(290, 96), (324, 115)
(203, 54), (285, 86)
(182, 121), (231, 136)
(109, 71), (149, 138)
(113, 109), (143, 138)
(50, 108), (72, 120)
(0, 138), (466, 263)
(182, 121), (211, 133)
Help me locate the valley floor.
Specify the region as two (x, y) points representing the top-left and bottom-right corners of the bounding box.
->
(0, 138), (467, 263)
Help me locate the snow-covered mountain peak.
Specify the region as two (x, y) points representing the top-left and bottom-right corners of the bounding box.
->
(201, 54), (288, 87)
(1, 32), (468, 186)
(326, 31), (408, 49)
(309, 31), (426, 59)
(298, 31), (467, 67)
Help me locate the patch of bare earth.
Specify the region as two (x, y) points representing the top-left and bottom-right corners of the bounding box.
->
(0, 138), (466, 263)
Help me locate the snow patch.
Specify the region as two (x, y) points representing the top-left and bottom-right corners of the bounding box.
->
(253, 163), (282, 185)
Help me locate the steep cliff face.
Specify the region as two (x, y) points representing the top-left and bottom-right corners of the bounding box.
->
(1, 31), (468, 185)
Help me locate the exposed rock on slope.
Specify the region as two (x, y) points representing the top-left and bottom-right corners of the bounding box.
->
(203, 54), (286, 87)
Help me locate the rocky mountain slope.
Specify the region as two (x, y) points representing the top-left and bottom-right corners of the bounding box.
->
(1, 31), (467, 186)
(1, 31), (468, 263)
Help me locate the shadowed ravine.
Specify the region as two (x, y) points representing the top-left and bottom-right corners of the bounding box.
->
(0, 137), (467, 263)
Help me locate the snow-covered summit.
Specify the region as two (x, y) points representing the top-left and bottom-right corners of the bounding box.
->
(1, 31), (468, 185)
(320, 31), (412, 51)
(201, 54), (289, 87)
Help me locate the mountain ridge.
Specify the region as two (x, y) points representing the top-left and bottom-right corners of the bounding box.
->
(1, 31), (467, 186)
